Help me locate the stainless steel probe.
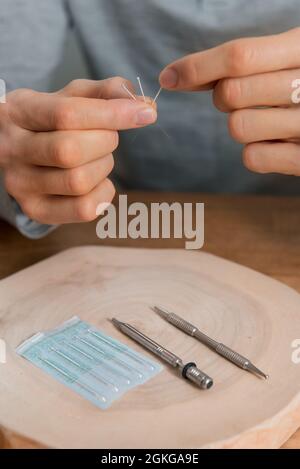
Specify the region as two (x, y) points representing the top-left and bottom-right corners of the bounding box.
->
(153, 306), (268, 380)
(112, 318), (213, 389)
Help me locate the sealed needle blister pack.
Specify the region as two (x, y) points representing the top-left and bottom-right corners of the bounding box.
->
(16, 316), (162, 409)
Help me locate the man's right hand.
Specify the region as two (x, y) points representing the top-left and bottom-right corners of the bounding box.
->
(0, 77), (157, 224)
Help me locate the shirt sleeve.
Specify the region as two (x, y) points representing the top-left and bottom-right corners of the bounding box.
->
(0, 171), (57, 238)
(0, 0), (70, 92)
(0, 0), (69, 237)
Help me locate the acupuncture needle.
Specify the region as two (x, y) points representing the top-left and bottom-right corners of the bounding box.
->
(49, 347), (119, 392)
(151, 85), (172, 140)
(122, 77), (171, 144)
(87, 329), (155, 370)
(152, 87), (162, 103)
(75, 336), (144, 379)
(65, 342), (131, 385)
(122, 83), (137, 100)
(74, 336), (144, 379)
(136, 76), (146, 102)
(39, 357), (106, 402)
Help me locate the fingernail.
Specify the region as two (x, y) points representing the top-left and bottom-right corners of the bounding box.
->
(159, 68), (178, 88)
(136, 107), (157, 125)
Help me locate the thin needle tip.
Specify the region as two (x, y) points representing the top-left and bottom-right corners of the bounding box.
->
(121, 83), (137, 100)
(153, 86), (162, 103)
(136, 76), (146, 102)
(152, 305), (169, 320)
(247, 363), (269, 380)
(261, 371), (269, 380)
(111, 317), (121, 328)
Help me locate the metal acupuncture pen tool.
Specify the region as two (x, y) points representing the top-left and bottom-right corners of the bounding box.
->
(153, 306), (268, 380)
(112, 318), (213, 389)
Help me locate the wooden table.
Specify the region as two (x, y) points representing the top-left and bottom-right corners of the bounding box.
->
(1, 192), (300, 449)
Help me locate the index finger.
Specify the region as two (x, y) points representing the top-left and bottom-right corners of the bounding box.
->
(9, 90), (157, 131)
(60, 76), (137, 100)
(159, 27), (300, 91)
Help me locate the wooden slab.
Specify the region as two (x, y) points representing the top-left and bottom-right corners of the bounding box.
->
(1, 246), (300, 449)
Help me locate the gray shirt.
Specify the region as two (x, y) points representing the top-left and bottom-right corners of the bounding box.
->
(1, 0), (300, 237)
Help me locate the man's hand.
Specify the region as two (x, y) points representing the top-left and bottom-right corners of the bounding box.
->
(160, 27), (300, 176)
(0, 77), (157, 224)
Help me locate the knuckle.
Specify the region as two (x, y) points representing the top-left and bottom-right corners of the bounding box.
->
(106, 153), (115, 173)
(65, 167), (89, 196)
(109, 131), (119, 152)
(20, 197), (44, 222)
(74, 196), (97, 222)
(11, 88), (36, 102)
(226, 41), (254, 76)
(8, 89), (38, 124)
(214, 78), (243, 111)
(67, 79), (85, 90)
(3, 171), (18, 197)
(61, 79), (86, 96)
(228, 110), (247, 143)
(101, 155), (115, 179)
(0, 120), (13, 161)
(104, 76), (129, 98)
(21, 201), (35, 220)
(110, 76), (126, 87)
(102, 178), (116, 202)
(186, 57), (201, 87)
(51, 137), (79, 168)
(243, 144), (261, 173)
(0, 139), (11, 166)
(74, 178), (115, 222)
(52, 101), (76, 129)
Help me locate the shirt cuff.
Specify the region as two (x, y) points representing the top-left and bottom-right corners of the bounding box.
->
(14, 200), (58, 239)
(0, 175), (57, 239)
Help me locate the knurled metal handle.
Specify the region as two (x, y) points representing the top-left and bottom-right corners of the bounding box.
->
(184, 364), (213, 389)
(215, 343), (249, 369)
(168, 313), (218, 349)
(168, 313), (198, 335)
